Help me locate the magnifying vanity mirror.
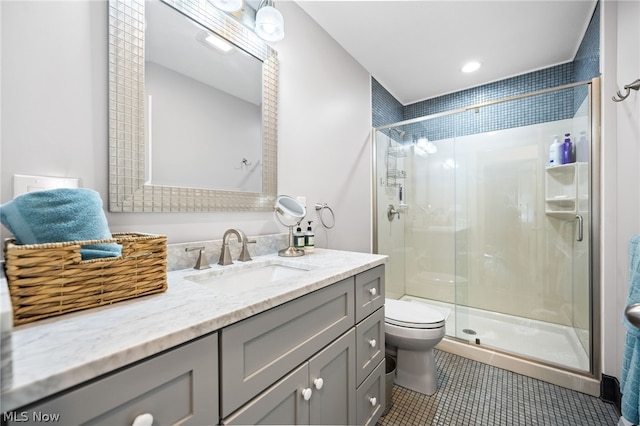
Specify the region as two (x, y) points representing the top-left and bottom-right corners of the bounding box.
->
(275, 195), (307, 257)
(108, 0), (278, 212)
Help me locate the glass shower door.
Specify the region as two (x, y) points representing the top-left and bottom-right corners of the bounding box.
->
(451, 89), (592, 372)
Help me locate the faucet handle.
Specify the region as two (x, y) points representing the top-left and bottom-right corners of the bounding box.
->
(185, 247), (211, 270)
(238, 239), (256, 262)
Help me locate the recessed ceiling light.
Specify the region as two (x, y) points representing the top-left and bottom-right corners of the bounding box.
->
(462, 61), (481, 73)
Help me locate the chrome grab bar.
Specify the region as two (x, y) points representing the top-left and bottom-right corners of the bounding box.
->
(625, 303), (640, 328)
(575, 214), (583, 242)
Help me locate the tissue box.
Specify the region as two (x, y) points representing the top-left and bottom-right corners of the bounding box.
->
(3, 233), (167, 325)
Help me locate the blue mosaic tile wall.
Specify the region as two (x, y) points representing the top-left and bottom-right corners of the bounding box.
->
(372, 2), (601, 141)
(573, 1), (600, 109)
(372, 77), (403, 128)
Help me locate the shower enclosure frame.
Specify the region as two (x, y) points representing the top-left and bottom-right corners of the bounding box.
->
(372, 78), (602, 385)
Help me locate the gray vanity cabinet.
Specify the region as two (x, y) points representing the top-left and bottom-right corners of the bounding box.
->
(355, 265), (385, 322)
(356, 358), (386, 426)
(308, 328), (357, 425)
(223, 329), (356, 425)
(221, 265), (386, 426)
(6, 333), (218, 426)
(356, 307), (385, 385)
(219, 277), (355, 418)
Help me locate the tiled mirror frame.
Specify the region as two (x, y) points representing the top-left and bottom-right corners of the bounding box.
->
(108, 0), (278, 212)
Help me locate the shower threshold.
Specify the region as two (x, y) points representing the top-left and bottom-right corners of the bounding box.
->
(400, 295), (590, 372)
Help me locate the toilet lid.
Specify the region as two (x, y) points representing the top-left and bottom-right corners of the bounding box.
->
(385, 299), (446, 329)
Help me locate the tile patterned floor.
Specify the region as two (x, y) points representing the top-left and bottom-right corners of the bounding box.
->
(378, 350), (619, 426)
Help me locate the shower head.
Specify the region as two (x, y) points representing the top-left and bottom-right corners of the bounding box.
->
(390, 127), (405, 138)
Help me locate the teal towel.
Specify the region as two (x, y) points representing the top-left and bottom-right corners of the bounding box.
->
(0, 188), (121, 260)
(622, 234), (640, 424)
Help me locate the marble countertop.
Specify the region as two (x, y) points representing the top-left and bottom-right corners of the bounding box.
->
(0, 249), (386, 412)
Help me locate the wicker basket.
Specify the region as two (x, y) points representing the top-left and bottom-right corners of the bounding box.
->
(3, 232), (167, 325)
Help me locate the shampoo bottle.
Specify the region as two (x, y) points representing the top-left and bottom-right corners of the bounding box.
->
(549, 135), (561, 167)
(304, 221), (315, 253)
(561, 133), (573, 164)
(294, 225), (305, 251)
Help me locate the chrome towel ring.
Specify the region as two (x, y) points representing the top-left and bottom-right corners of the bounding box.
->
(314, 203), (335, 229)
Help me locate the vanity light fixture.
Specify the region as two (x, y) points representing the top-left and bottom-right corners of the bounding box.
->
(208, 0), (243, 13)
(197, 30), (234, 54)
(461, 60), (481, 73)
(255, 0), (284, 42)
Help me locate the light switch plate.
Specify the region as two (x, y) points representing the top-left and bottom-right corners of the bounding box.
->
(13, 174), (80, 198)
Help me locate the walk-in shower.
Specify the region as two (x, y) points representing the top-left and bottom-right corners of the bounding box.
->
(373, 79), (601, 391)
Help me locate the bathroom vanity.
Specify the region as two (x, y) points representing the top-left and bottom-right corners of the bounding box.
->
(0, 249), (386, 425)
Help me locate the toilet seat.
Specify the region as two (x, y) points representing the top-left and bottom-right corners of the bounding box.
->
(385, 299), (446, 329)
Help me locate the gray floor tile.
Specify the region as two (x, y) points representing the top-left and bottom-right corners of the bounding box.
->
(378, 350), (619, 426)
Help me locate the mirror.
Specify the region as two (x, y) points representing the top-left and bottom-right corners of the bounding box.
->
(108, 0), (278, 212)
(274, 195), (307, 257)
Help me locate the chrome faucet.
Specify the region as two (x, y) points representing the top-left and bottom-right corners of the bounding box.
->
(218, 229), (256, 265)
(185, 246), (211, 270)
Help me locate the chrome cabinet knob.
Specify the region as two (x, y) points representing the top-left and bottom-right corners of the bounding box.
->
(314, 378), (324, 390)
(369, 339), (377, 348)
(369, 288), (377, 296)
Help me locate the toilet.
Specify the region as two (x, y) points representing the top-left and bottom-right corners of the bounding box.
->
(384, 298), (448, 396)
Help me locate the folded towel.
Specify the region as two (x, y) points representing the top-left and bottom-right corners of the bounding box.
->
(621, 234), (640, 424)
(0, 188), (121, 260)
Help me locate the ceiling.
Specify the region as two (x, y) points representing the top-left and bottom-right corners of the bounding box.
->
(295, 1), (597, 105)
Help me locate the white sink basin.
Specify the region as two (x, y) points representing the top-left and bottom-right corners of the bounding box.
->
(185, 262), (311, 294)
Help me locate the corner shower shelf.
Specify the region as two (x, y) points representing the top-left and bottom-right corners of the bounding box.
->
(544, 162), (588, 220)
(386, 145), (406, 188)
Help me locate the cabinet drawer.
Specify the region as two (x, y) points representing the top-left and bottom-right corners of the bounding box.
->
(355, 265), (385, 323)
(356, 307), (385, 386)
(220, 278), (355, 417)
(8, 333), (218, 426)
(356, 359), (385, 426)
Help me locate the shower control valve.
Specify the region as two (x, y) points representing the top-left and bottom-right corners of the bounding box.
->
(387, 204), (400, 222)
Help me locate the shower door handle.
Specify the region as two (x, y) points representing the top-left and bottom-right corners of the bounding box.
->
(575, 215), (583, 242)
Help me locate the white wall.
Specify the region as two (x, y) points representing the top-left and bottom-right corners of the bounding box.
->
(276, 2), (372, 252)
(0, 1), (372, 252)
(601, 0), (640, 379)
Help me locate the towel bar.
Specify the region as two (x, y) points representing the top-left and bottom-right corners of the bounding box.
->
(625, 303), (640, 328)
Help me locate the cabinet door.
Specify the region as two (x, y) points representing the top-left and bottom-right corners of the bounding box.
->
(308, 329), (356, 426)
(356, 359), (385, 426)
(7, 333), (218, 426)
(356, 307), (385, 386)
(222, 363), (310, 425)
(220, 278), (354, 417)
(355, 265), (385, 323)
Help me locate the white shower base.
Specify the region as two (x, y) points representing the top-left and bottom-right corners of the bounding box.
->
(400, 295), (590, 372)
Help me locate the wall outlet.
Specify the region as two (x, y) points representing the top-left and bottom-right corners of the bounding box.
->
(13, 174), (79, 198)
